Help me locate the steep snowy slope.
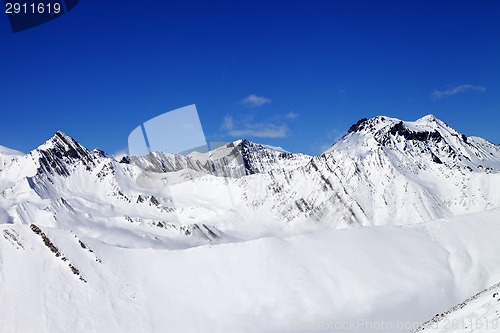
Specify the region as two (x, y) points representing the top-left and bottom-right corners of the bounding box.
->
(1, 208), (499, 333)
(0, 146), (25, 224)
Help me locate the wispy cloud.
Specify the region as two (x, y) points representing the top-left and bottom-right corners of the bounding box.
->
(222, 115), (288, 138)
(431, 84), (486, 101)
(284, 112), (299, 120)
(240, 94), (272, 107)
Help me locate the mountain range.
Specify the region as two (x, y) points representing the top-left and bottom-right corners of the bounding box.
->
(1, 114), (499, 332)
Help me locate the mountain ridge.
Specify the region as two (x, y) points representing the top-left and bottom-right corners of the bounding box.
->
(0, 114), (499, 238)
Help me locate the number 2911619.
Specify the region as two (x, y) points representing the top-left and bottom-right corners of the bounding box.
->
(5, 2), (62, 14)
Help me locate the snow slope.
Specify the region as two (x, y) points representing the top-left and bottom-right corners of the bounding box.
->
(0, 145), (23, 172)
(0, 145), (23, 157)
(1, 208), (500, 333)
(413, 281), (500, 332)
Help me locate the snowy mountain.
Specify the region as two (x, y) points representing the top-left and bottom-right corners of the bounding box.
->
(255, 114), (500, 227)
(126, 139), (310, 178)
(1, 115), (498, 241)
(1, 114), (500, 332)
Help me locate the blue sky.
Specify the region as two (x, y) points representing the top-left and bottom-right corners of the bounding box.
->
(1, 1), (499, 155)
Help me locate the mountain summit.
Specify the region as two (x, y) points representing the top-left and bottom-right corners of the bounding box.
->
(33, 131), (96, 177)
(327, 114), (500, 171)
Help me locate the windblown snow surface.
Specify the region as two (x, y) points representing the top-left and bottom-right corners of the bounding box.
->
(1, 115), (500, 332)
(1, 209), (500, 332)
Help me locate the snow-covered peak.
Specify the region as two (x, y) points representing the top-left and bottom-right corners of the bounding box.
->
(407, 114), (458, 134)
(339, 114), (456, 140)
(322, 116), (399, 154)
(29, 131), (96, 177)
(231, 139), (243, 146)
(343, 114), (456, 141)
(37, 131), (85, 152)
(325, 114), (500, 171)
(345, 115), (400, 134)
(415, 113), (437, 123)
(91, 148), (107, 158)
(225, 139), (290, 154)
(228, 139), (291, 154)
(128, 138), (310, 178)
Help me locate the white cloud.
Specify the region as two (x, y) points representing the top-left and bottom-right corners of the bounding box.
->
(240, 94), (272, 107)
(431, 84), (486, 101)
(284, 112), (299, 120)
(222, 115), (288, 138)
